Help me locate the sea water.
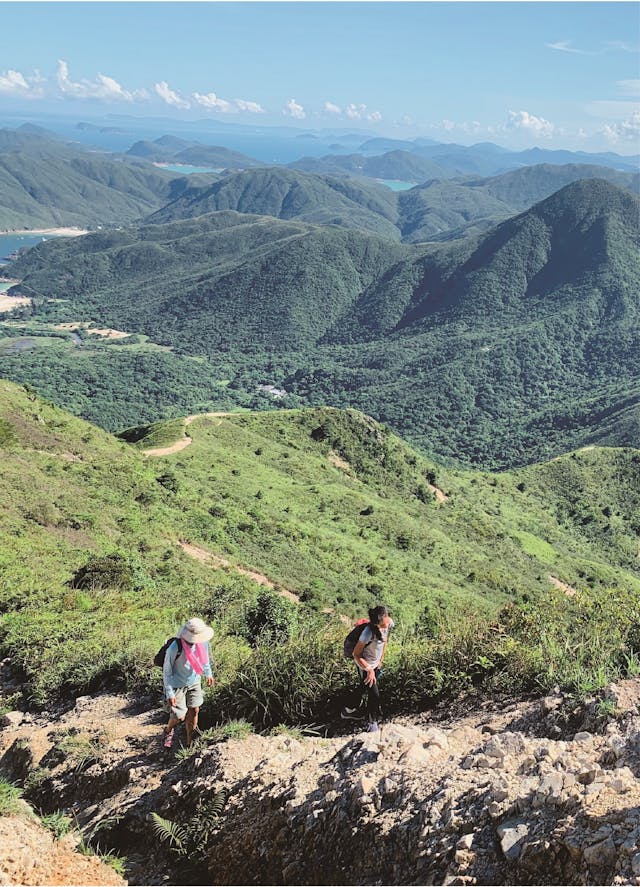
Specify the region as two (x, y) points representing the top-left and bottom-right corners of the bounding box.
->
(0, 234), (50, 264)
(156, 163), (222, 175)
(378, 180), (415, 191)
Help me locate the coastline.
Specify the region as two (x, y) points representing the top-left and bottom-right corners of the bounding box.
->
(0, 227), (90, 237)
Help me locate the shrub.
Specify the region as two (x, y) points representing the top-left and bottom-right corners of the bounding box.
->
(209, 628), (348, 728)
(70, 553), (151, 592)
(0, 419), (16, 447)
(242, 589), (298, 646)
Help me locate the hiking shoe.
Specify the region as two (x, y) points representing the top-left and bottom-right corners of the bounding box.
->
(366, 721), (379, 733)
(341, 706), (362, 720)
(163, 729), (174, 748)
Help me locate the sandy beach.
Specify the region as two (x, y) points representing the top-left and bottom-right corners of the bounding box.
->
(0, 295), (31, 313)
(0, 227), (90, 237)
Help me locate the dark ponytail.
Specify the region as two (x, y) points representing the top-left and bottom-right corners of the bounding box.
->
(368, 604), (390, 641)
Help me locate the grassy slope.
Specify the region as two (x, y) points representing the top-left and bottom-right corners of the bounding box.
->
(1, 379), (639, 708)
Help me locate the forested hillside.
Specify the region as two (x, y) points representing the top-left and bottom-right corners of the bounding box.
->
(4, 179), (639, 468)
(149, 163), (638, 243)
(289, 149), (451, 181)
(0, 130), (214, 228)
(126, 134), (262, 168)
(148, 168), (402, 239)
(290, 143), (640, 180)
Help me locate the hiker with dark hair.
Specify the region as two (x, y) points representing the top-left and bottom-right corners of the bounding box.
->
(162, 617), (215, 749)
(341, 604), (394, 733)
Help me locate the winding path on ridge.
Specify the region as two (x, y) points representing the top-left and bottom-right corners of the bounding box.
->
(141, 412), (234, 456)
(178, 541), (301, 604)
(141, 412), (349, 621)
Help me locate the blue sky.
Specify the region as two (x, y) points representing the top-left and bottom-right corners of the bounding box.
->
(1, 2), (638, 152)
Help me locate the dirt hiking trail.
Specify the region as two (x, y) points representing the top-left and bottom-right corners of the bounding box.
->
(179, 540), (301, 604)
(141, 412), (235, 456)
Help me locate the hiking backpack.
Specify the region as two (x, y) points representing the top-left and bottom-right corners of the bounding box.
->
(153, 637), (183, 667)
(343, 619), (372, 659)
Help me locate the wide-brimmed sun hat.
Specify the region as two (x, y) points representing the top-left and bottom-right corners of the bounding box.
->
(179, 617), (214, 644)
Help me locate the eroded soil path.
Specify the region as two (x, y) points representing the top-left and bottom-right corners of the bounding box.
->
(141, 412), (234, 457)
(179, 540), (301, 603)
(549, 574), (578, 597)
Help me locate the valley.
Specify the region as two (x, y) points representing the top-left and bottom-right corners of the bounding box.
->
(2, 168), (637, 469)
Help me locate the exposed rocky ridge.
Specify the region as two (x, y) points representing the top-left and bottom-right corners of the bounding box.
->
(0, 809), (124, 886)
(2, 683), (640, 885)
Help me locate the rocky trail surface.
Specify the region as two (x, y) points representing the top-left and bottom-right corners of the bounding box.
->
(1, 681), (640, 885)
(0, 813), (125, 886)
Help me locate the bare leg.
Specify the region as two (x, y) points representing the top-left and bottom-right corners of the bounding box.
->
(185, 706), (199, 747)
(165, 715), (181, 734)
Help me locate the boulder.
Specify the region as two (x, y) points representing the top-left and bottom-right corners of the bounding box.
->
(0, 711), (24, 729)
(497, 819), (529, 861)
(584, 837), (616, 869)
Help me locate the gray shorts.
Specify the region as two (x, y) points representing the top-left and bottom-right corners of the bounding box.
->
(165, 681), (203, 719)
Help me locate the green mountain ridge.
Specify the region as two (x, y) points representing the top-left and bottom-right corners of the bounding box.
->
(148, 167), (402, 240)
(289, 149), (452, 182)
(126, 135), (264, 169)
(0, 149), (201, 229)
(3, 179), (639, 468)
(149, 163), (639, 244)
(1, 378), (639, 705)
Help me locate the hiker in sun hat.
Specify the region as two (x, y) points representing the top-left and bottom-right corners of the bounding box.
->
(162, 617), (215, 748)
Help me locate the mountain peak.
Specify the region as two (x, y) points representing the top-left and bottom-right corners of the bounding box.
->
(527, 177), (640, 232)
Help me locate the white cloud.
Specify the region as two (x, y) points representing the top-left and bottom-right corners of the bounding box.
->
(155, 80), (191, 110)
(192, 91), (233, 113)
(343, 103), (382, 122)
(283, 98), (305, 119)
(601, 110), (640, 143)
(235, 98), (264, 114)
(427, 119), (485, 136)
(505, 110), (554, 138)
(169, 89), (264, 114)
(547, 39), (638, 56)
(546, 40), (592, 55)
(57, 60), (145, 102)
(0, 69), (40, 98)
(322, 100), (381, 122)
(617, 79), (640, 96)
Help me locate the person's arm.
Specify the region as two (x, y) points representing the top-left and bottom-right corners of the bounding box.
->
(379, 621), (393, 668)
(163, 641), (178, 702)
(203, 641), (214, 686)
(353, 638), (376, 686)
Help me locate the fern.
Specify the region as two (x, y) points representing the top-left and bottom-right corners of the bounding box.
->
(151, 791), (227, 858)
(150, 812), (188, 855)
(188, 791), (227, 851)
